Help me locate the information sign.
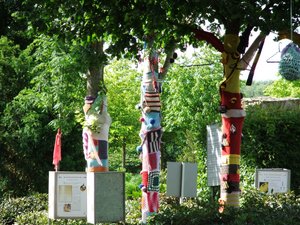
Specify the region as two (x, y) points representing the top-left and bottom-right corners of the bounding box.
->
(255, 169), (291, 194)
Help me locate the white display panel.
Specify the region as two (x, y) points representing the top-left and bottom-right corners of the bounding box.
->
(166, 162), (197, 198)
(206, 124), (222, 186)
(48, 171), (87, 219)
(255, 169), (291, 194)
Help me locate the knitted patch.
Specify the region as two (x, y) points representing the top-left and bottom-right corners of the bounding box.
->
(147, 171), (160, 192)
(220, 164), (240, 175)
(147, 191), (159, 212)
(143, 93), (161, 112)
(146, 129), (161, 153)
(148, 152), (160, 171)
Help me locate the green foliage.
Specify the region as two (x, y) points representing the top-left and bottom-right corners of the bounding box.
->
(16, 211), (87, 225)
(161, 46), (222, 166)
(264, 79), (300, 98)
(241, 80), (273, 98)
(15, 211), (49, 225)
(149, 190), (300, 225)
(0, 193), (47, 225)
(242, 105), (300, 193)
(105, 58), (141, 172)
(0, 36), (33, 113)
(105, 59), (140, 145)
(0, 35), (86, 196)
(125, 173), (142, 200)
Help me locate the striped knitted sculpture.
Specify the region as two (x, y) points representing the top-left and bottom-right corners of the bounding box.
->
(137, 46), (162, 223)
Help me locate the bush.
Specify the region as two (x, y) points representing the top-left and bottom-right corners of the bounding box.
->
(242, 105), (300, 193)
(15, 211), (49, 225)
(0, 193), (48, 224)
(1, 187), (300, 225)
(125, 173), (142, 200)
(16, 210), (87, 225)
(149, 189), (300, 225)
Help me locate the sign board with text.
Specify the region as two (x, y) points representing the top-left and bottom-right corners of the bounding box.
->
(48, 171), (87, 219)
(255, 168), (291, 194)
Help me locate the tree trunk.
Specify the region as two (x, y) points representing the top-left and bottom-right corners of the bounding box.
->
(137, 44), (162, 223)
(218, 33), (267, 210)
(219, 33), (245, 209)
(82, 41), (112, 172)
(86, 41), (105, 97)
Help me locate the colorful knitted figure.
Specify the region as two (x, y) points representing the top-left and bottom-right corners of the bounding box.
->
(219, 34), (245, 207)
(137, 46), (162, 223)
(82, 94), (112, 172)
(194, 29), (265, 209)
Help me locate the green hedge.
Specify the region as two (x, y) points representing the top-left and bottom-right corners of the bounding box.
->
(149, 190), (300, 225)
(242, 105), (300, 193)
(1, 189), (300, 225)
(0, 193), (48, 224)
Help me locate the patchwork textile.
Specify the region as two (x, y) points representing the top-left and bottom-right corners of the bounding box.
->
(148, 152), (160, 171)
(221, 117), (244, 155)
(146, 129), (162, 153)
(218, 35), (245, 208)
(139, 47), (161, 223)
(147, 191), (159, 212)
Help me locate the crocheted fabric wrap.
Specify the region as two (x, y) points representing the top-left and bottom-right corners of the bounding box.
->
(279, 43), (300, 81)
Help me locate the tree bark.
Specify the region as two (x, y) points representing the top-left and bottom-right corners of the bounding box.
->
(86, 41), (105, 97)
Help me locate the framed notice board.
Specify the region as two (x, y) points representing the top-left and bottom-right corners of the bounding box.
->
(255, 168), (291, 194)
(48, 171), (87, 219)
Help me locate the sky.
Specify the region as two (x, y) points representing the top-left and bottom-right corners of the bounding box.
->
(181, 32), (292, 82)
(240, 32), (292, 81)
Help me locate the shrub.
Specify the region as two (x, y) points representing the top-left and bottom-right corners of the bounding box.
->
(125, 173), (142, 200)
(0, 193), (48, 224)
(149, 189), (300, 225)
(242, 105), (300, 193)
(16, 210), (87, 225)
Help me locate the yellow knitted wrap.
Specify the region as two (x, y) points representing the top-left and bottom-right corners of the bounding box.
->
(220, 34), (241, 93)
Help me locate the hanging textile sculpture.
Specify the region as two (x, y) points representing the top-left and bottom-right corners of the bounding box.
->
(53, 128), (62, 172)
(279, 42), (300, 80)
(136, 46), (162, 223)
(82, 93), (112, 172)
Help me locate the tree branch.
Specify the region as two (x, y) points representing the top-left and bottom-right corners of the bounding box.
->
(160, 41), (176, 79)
(239, 33), (266, 70)
(194, 29), (224, 52)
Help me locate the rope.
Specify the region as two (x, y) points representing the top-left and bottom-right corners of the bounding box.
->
(290, 0), (293, 42)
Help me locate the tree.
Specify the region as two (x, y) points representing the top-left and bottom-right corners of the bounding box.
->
(0, 37), (33, 113)
(264, 79), (300, 97)
(104, 59), (141, 171)
(0, 35), (86, 196)
(9, 0), (300, 212)
(241, 80), (273, 98)
(160, 0), (300, 209)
